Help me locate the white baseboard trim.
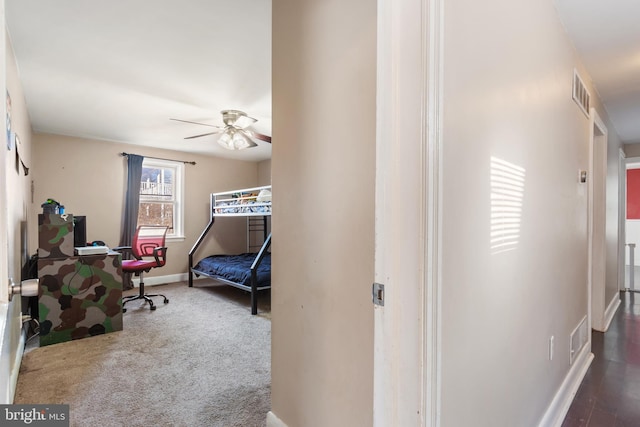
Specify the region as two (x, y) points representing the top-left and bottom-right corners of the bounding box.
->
(9, 329), (26, 403)
(267, 411), (288, 427)
(130, 273), (189, 288)
(537, 346), (593, 427)
(1, 298), (25, 404)
(602, 293), (621, 332)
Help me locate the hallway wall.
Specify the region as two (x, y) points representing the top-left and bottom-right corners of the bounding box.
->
(440, 0), (623, 425)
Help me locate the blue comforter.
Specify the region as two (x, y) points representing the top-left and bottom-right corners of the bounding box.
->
(193, 253), (271, 287)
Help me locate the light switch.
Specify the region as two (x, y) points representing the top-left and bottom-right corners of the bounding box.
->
(579, 170), (587, 183)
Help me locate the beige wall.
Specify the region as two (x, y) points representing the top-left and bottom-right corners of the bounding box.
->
(258, 159), (271, 186)
(6, 31), (32, 279)
(30, 133), (259, 278)
(624, 144), (640, 158)
(2, 26), (33, 403)
(271, 0), (376, 425)
(440, 1), (622, 425)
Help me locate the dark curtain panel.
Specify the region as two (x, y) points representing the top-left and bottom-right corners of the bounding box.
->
(120, 154), (144, 289)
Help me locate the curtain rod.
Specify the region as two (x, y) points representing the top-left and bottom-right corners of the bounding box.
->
(120, 152), (196, 165)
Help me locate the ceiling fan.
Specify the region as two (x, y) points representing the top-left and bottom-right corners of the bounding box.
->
(171, 110), (272, 150)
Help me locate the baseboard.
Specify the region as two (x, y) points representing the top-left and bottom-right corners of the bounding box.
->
(0, 298), (23, 404)
(9, 329), (26, 403)
(537, 346), (593, 427)
(602, 293), (621, 332)
(130, 273), (189, 287)
(267, 411), (289, 427)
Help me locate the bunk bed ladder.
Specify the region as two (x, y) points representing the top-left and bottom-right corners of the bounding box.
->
(247, 216), (268, 252)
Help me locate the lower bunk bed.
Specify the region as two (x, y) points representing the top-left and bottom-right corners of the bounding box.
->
(190, 234), (271, 315)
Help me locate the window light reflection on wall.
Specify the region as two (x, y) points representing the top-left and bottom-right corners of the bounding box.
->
(490, 157), (526, 254)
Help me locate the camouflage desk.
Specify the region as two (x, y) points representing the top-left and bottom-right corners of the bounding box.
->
(37, 253), (123, 346)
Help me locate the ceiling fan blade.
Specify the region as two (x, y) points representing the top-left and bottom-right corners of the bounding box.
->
(184, 130), (222, 139)
(248, 130), (272, 143)
(170, 118), (221, 129)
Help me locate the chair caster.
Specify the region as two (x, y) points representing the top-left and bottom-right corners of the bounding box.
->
(123, 308), (127, 313)
(150, 305), (157, 311)
(164, 298), (169, 304)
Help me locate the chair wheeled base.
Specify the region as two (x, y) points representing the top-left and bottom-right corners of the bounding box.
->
(122, 279), (169, 312)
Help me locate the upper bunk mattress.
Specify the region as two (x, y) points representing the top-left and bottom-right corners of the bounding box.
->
(192, 253), (271, 288)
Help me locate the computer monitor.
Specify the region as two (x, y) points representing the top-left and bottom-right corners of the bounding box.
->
(73, 216), (87, 247)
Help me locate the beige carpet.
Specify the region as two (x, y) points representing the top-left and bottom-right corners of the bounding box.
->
(14, 281), (271, 427)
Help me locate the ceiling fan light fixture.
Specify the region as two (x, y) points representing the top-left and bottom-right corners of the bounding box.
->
(216, 128), (257, 150)
(232, 131), (257, 150)
(217, 130), (235, 150)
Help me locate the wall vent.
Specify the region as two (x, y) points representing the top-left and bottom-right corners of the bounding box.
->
(572, 70), (591, 118)
(570, 315), (588, 365)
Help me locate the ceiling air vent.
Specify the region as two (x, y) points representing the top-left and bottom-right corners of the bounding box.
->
(572, 69), (590, 118)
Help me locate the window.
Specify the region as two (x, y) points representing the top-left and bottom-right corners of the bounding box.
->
(138, 158), (184, 240)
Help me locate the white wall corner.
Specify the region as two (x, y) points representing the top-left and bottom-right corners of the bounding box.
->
(537, 347), (593, 427)
(602, 292), (621, 332)
(266, 411), (288, 427)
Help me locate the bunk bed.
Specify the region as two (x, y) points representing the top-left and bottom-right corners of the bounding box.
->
(189, 185), (272, 315)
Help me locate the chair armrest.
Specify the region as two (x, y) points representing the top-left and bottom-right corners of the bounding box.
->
(153, 246), (168, 264)
(112, 245), (132, 253)
(112, 246), (138, 259)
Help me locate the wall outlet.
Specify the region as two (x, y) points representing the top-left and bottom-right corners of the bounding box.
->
(549, 336), (554, 361)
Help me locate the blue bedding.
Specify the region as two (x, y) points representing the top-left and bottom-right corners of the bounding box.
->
(192, 253), (271, 288)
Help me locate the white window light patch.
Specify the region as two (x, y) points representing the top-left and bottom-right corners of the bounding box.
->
(572, 69), (591, 118)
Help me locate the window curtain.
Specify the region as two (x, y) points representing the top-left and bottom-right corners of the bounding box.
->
(120, 154), (144, 289)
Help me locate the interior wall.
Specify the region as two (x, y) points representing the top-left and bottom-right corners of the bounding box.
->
(440, 0), (622, 425)
(2, 22), (32, 403)
(29, 133), (259, 278)
(623, 144), (640, 158)
(6, 28), (31, 287)
(258, 159), (271, 186)
(271, 0), (376, 425)
(0, 18), (9, 404)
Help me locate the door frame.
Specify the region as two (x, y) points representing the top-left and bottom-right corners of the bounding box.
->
(588, 108), (608, 332)
(618, 149), (626, 291)
(373, 0), (443, 425)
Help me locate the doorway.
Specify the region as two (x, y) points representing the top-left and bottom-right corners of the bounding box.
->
(623, 157), (640, 292)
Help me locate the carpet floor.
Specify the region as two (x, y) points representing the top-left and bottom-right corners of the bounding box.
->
(14, 281), (271, 427)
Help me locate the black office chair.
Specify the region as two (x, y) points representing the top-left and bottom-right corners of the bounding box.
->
(114, 225), (169, 312)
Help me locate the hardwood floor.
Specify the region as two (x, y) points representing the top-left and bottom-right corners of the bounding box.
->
(562, 291), (640, 427)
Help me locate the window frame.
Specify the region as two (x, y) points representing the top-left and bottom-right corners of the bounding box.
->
(138, 158), (185, 241)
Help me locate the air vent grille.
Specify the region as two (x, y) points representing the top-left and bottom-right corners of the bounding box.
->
(572, 70), (591, 118)
(570, 315), (588, 365)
